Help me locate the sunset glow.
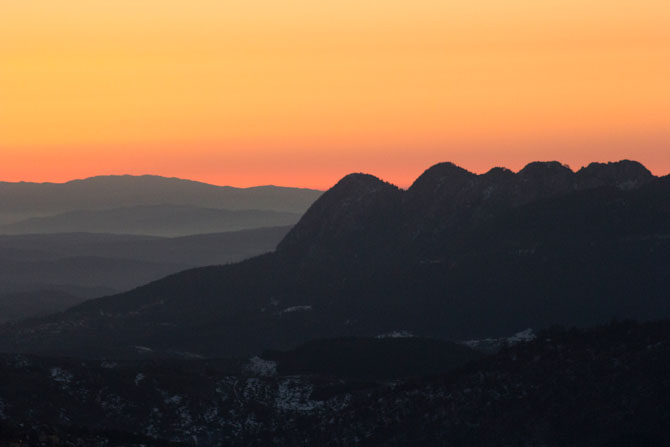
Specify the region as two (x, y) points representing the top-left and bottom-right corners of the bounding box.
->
(2, 0), (669, 188)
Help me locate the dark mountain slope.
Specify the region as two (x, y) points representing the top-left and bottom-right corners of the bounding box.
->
(277, 173), (403, 273)
(575, 159), (654, 189)
(400, 159), (654, 256)
(0, 160), (668, 358)
(262, 336), (484, 379)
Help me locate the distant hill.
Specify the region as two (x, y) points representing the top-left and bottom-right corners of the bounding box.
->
(2, 160), (670, 358)
(0, 205), (300, 236)
(0, 175), (322, 225)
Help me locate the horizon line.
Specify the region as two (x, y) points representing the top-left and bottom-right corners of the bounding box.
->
(1, 159), (666, 191)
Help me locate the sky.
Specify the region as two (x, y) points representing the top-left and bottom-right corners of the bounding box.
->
(1, 1), (669, 189)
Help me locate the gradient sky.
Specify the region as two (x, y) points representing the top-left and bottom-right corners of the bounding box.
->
(1, 1), (669, 189)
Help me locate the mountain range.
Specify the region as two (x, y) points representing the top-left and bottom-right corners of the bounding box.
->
(1, 159), (667, 358)
(0, 175), (321, 238)
(0, 175), (321, 220)
(0, 175), (318, 321)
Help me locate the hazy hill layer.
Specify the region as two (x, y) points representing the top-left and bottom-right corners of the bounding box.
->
(0, 205), (299, 236)
(0, 290), (86, 323)
(0, 226), (290, 322)
(1, 160), (669, 358)
(0, 175), (322, 225)
(0, 226), (291, 266)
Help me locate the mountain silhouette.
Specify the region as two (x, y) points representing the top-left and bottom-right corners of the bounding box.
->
(0, 160), (668, 358)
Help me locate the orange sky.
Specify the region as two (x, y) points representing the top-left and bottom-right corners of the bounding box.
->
(1, 1), (669, 189)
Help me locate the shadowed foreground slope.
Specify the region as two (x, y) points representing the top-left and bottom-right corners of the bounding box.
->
(0, 321), (667, 446)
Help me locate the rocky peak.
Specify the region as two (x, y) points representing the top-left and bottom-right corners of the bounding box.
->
(408, 162), (476, 197)
(328, 173), (395, 196)
(514, 161), (575, 203)
(277, 160), (658, 257)
(276, 174), (401, 255)
(575, 160), (654, 190)
(403, 162), (479, 216)
(517, 161), (574, 185)
(481, 167), (515, 181)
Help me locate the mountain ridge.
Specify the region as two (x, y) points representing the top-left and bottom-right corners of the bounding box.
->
(278, 159), (656, 258)
(0, 175), (323, 225)
(0, 173), (320, 191)
(1, 159), (668, 358)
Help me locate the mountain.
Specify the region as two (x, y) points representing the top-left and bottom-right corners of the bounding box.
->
(0, 175), (322, 225)
(0, 227), (290, 322)
(0, 205), (300, 236)
(0, 320), (667, 446)
(1, 160), (668, 358)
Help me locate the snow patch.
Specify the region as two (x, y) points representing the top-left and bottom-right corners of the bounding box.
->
(507, 328), (536, 343)
(135, 345), (153, 353)
(245, 356), (277, 377)
(135, 373), (145, 385)
(274, 379), (323, 412)
(462, 328), (536, 352)
(376, 330), (414, 339)
(281, 305), (312, 314)
(50, 367), (73, 384)
(99, 393), (125, 414)
(170, 350), (205, 359)
(203, 406), (219, 423)
(10, 356), (31, 368)
(164, 395), (183, 405)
